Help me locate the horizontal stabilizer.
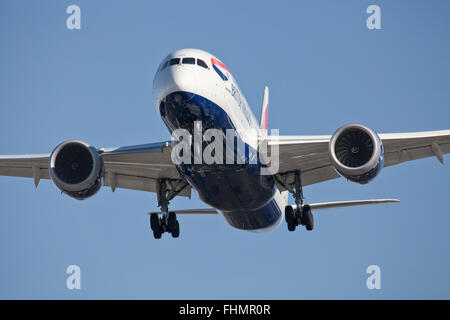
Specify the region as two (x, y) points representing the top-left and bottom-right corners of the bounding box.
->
(292, 199), (400, 211)
(148, 208), (218, 215)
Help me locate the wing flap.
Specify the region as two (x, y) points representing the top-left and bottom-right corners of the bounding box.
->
(384, 143), (450, 167)
(103, 172), (190, 197)
(381, 130), (450, 167)
(0, 154), (50, 186)
(100, 141), (182, 181)
(266, 135), (333, 187)
(0, 166), (49, 179)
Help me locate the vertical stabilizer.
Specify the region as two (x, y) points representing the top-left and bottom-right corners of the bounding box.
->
(260, 86), (269, 132)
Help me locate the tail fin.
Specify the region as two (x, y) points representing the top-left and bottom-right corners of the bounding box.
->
(260, 86), (269, 131)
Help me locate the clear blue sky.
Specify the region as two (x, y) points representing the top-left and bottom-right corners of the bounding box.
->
(1, 0), (449, 299)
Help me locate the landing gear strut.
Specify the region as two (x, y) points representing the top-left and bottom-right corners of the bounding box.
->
(284, 171), (314, 231)
(149, 179), (186, 239)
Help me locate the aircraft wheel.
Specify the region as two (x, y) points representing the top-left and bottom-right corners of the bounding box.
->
(153, 229), (162, 239)
(168, 212), (177, 231)
(171, 220), (180, 238)
(303, 206), (314, 231)
(285, 205), (296, 231)
(150, 213), (159, 231)
(168, 212), (180, 238)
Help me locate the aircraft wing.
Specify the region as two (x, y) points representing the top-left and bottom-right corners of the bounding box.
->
(0, 141), (191, 197)
(266, 129), (450, 190)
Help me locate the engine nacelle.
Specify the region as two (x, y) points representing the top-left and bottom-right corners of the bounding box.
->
(328, 124), (384, 184)
(49, 140), (104, 200)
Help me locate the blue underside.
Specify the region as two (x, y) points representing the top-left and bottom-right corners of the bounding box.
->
(160, 91), (282, 230)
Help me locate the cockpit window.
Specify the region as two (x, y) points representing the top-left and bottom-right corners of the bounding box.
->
(182, 57), (195, 65)
(160, 60), (169, 70)
(169, 58), (180, 66)
(197, 59), (208, 69)
(162, 57), (209, 70)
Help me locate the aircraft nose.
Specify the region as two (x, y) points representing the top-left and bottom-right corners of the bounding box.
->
(153, 65), (197, 100)
(152, 62), (198, 113)
(168, 66), (197, 93)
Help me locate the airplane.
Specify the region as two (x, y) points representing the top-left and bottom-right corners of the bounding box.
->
(1, 48), (449, 239)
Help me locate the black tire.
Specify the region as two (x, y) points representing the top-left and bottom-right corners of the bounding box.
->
(168, 212), (177, 232)
(171, 221), (180, 238)
(150, 213), (159, 231)
(285, 205), (296, 232)
(153, 229), (162, 239)
(303, 206), (314, 231)
(297, 208), (305, 226)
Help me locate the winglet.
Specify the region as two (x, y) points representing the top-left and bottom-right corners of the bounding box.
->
(260, 86), (269, 131)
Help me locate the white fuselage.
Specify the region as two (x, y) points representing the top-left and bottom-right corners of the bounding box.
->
(153, 49), (287, 231)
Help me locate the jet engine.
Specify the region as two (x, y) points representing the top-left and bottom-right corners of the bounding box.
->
(328, 124), (384, 184)
(49, 140), (104, 199)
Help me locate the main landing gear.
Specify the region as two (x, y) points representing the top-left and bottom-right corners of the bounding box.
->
(149, 179), (185, 239)
(150, 212), (180, 239)
(285, 204), (314, 231)
(284, 171), (314, 232)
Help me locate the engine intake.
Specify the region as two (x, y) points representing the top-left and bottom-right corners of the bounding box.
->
(328, 124), (384, 184)
(49, 140), (104, 199)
